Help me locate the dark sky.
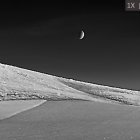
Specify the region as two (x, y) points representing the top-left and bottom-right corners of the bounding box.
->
(0, 1), (140, 90)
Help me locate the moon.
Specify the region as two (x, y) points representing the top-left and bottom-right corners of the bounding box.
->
(80, 30), (84, 39)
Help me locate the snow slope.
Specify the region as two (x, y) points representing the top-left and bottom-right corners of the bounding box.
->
(0, 63), (94, 101)
(0, 63), (140, 106)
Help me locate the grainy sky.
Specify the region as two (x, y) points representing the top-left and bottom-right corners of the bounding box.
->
(0, 1), (140, 90)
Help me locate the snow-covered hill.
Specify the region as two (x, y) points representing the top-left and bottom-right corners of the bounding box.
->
(0, 63), (140, 106)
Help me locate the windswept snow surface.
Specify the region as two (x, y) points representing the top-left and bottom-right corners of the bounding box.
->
(0, 63), (93, 101)
(0, 100), (46, 120)
(58, 78), (140, 106)
(0, 63), (140, 106)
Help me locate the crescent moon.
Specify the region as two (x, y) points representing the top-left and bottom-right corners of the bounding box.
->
(80, 30), (84, 39)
